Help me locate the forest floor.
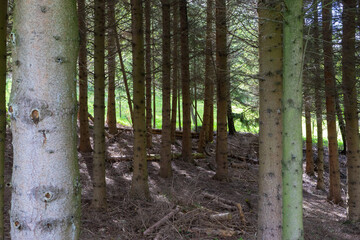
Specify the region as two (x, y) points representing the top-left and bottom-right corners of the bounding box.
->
(3, 125), (360, 239)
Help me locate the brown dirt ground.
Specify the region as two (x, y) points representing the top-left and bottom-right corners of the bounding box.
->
(3, 126), (360, 239)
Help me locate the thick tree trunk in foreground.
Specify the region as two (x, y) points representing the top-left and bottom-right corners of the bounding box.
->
(145, 0), (152, 148)
(9, 1), (81, 238)
(214, 0), (228, 181)
(130, 0), (150, 199)
(342, 0), (360, 221)
(106, 0), (118, 135)
(198, 0), (214, 153)
(78, 0), (93, 152)
(0, 1), (7, 238)
(313, 1), (325, 190)
(282, 0), (304, 239)
(170, 0), (179, 144)
(160, 0), (172, 178)
(322, 0), (342, 204)
(257, 1), (282, 239)
(180, 0), (192, 162)
(92, 0), (107, 209)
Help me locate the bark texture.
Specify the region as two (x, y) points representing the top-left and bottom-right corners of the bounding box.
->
(160, 0), (172, 178)
(322, 0), (342, 204)
(180, 0), (192, 162)
(282, 0), (304, 238)
(257, 1), (282, 239)
(78, 0), (93, 152)
(0, 1), (7, 238)
(130, 0), (150, 199)
(213, 0), (228, 181)
(342, 0), (360, 221)
(92, 0), (107, 209)
(106, 0), (118, 135)
(9, 1), (81, 238)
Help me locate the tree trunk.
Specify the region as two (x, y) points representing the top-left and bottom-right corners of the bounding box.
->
(334, 88), (346, 154)
(227, 97), (236, 135)
(153, 54), (156, 129)
(9, 1), (81, 238)
(180, 0), (192, 162)
(282, 0), (304, 238)
(170, 0), (179, 144)
(322, 0), (342, 204)
(208, 89), (214, 142)
(106, 0), (117, 135)
(305, 95), (314, 176)
(78, 0), (93, 152)
(198, 0), (214, 153)
(194, 81), (198, 132)
(160, 0), (172, 178)
(342, 0), (360, 221)
(213, 0), (228, 181)
(130, 0), (150, 200)
(92, 0), (107, 209)
(0, 1), (6, 238)
(257, 1), (282, 239)
(145, 0), (152, 148)
(178, 85), (182, 130)
(114, 30), (134, 125)
(313, 1), (325, 190)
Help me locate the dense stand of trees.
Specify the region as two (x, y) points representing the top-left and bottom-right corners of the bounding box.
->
(0, 0), (359, 238)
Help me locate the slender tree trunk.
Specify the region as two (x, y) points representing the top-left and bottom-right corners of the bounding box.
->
(257, 1), (282, 239)
(78, 0), (93, 152)
(227, 96), (236, 135)
(194, 81), (198, 131)
(322, 0), (342, 204)
(92, 0), (107, 209)
(9, 0), (81, 238)
(178, 86), (182, 130)
(305, 95), (314, 175)
(130, 0), (150, 199)
(153, 54), (156, 129)
(160, 0), (172, 178)
(282, 0), (304, 238)
(213, 0), (228, 180)
(342, 0), (360, 221)
(0, 1), (7, 238)
(145, 0), (152, 148)
(208, 89), (214, 142)
(180, 0), (192, 162)
(335, 88), (346, 154)
(304, 55), (314, 176)
(114, 30), (134, 124)
(170, 0), (179, 143)
(197, 0), (214, 153)
(313, 1), (325, 190)
(106, 0), (117, 135)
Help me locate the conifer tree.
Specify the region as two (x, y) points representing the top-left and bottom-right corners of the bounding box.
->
(282, 0), (304, 238)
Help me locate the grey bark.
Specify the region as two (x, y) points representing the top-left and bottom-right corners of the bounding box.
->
(9, 1), (81, 238)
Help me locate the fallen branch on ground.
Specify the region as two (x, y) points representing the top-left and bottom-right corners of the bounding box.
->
(236, 203), (246, 224)
(107, 152), (205, 162)
(143, 206), (180, 235)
